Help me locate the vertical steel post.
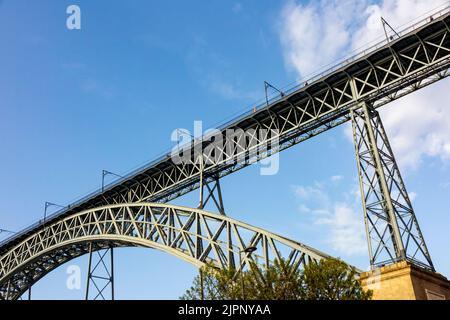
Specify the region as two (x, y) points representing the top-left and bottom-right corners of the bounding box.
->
(196, 213), (203, 260)
(5, 281), (10, 300)
(85, 243), (115, 300)
(85, 243), (93, 300)
(110, 246), (115, 301)
(198, 155), (204, 210)
(351, 108), (375, 266)
(362, 102), (405, 259)
(351, 102), (434, 270)
(215, 176), (225, 215)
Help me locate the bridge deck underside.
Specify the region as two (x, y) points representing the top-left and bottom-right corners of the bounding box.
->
(2, 12), (449, 255)
(0, 10), (449, 300)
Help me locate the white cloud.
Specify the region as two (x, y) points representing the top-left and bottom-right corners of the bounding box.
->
(315, 202), (367, 255)
(352, 0), (447, 50)
(279, 0), (367, 76)
(293, 183), (329, 204)
(278, 0), (450, 171)
(292, 177), (367, 256)
(378, 81), (450, 169)
(409, 191), (418, 201)
(298, 204), (311, 213)
(331, 175), (344, 182)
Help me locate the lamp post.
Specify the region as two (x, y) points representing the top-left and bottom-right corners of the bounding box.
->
(0, 228), (15, 235)
(176, 129), (206, 209)
(101, 170), (123, 193)
(43, 202), (66, 224)
(239, 246), (257, 300)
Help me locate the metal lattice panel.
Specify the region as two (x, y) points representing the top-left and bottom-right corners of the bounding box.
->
(85, 243), (114, 300)
(0, 8), (449, 301)
(0, 203), (331, 300)
(351, 103), (433, 270)
(1, 11), (449, 256)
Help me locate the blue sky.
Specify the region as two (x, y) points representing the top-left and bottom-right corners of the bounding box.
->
(1, 0), (450, 299)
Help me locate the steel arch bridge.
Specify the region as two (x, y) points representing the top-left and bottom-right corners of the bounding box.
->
(1, 5), (450, 300)
(0, 203), (330, 300)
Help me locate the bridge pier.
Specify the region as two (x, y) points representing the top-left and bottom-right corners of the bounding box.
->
(351, 102), (434, 271)
(350, 102), (450, 299)
(360, 261), (450, 300)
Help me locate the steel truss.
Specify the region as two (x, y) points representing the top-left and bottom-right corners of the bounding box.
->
(0, 203), (330, 300)
(351, 102), (433, 270)
(0, 8), (449, 299)
(1, 10), (444, 224)
(198, 173), (226, 215)
(85, 243), (114, 300)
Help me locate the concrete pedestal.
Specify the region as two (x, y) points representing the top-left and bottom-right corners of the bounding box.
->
(360, 261), (450, 300)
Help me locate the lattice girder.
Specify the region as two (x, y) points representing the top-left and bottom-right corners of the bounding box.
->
(351, 103), (433, 270)
(0, 203), (331, 300)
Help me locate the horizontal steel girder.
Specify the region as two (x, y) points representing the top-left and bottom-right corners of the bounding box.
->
(0, 203), (332, 300)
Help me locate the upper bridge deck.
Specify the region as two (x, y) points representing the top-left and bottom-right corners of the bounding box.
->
(1, 6), (450, 253)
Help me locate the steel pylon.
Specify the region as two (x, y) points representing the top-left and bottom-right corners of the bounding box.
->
(198, 174), (226, 215)
(85, 243), (114, 300)
(351, 102), (434, 270)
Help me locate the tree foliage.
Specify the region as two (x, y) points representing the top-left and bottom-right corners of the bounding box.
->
(299, 258), (372, 300)
(180, 258), (372, 300)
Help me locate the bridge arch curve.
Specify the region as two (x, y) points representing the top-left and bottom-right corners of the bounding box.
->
(0, 203), (330, 300)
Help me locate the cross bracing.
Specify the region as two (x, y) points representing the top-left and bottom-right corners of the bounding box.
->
(0, 6), (449, 300)
(351, 103), (433, 270)
(2, 9), (449, 256)
(0, 203), (331, 300)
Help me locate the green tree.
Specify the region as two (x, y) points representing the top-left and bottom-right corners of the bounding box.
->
(300, 258), (372, 300)
(180, 259), (303, 300)
(181, 258), (372, 300)
(181, 262), (241, 300)
(239, 258), (304, 300)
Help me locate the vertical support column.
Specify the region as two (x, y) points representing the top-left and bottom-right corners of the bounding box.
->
(110, 246), (115, 301)
(85, 243), (115, 300)
(198, 174), (226, 215)
(227, 221), (235, 269)
(214, 177), (226, 215)
(195, 213), (203, 261)
(85, 243), (93, 300)
(196, 149), (226, 215)
(198, 155), (205, 210)
(5, 280), (10, 300)
(351, 102), (434, 270)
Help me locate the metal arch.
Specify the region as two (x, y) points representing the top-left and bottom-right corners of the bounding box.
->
(0, 8), (447, 300)
(0, 203), (331, 300)
(1, 11), (450, 256)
